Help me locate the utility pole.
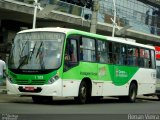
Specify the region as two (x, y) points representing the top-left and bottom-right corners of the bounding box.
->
(90, 0), (99, 33)
(112, 0), (116, 37)
(32, 0), (39, 29)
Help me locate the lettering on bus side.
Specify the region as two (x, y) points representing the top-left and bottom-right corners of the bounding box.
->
(80, 72), (98, 76)
(116, 68), (128, 77)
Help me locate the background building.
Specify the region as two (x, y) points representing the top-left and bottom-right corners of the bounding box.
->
(0, 0), (160, 61)
(99, 0), (160, 35)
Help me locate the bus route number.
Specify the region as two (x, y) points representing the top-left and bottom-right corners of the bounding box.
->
(35, 75), (44, 79)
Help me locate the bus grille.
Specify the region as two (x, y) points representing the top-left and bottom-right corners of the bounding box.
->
(16, 79), (46, 85)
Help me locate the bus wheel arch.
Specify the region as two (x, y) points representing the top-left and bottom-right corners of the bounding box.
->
(128, 80), (138, 103)
(75, 77), (92, 104)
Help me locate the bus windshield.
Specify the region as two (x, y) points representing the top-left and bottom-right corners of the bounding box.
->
(8, 32), (65, 70)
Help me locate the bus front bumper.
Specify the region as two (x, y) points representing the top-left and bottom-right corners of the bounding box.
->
(6, 78), (62, 97)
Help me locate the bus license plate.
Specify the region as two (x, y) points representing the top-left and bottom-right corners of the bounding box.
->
(24, 86), (35, 91)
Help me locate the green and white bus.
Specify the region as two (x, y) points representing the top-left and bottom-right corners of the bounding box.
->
(7, 27), (156, 104)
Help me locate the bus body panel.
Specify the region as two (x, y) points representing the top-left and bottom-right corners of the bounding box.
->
(7, 68), (156, 97)
(131, 68), (156, 95)
(154, 46), (160, 95)
(62, 62), (156, 96)
(62, 80), (80, 96)
(156, 60), (160, 94)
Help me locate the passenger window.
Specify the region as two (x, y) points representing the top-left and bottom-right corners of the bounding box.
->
(144, 49), (150, 68)
(120, 44), (127, 65)
(127, 46), (139, 66)
(139, 48), (145, 67)
(151, 50), (156, 69)
(97, 40), (108, 63)
(113, 43), (120, 64)
(108, 42), (113, 63)
(80, 37), (96, 62)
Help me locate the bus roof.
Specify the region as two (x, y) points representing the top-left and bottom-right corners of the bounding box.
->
(18, 27), (154, 50)
(106, 36), (154, 50)
(18, 27), (71, 34)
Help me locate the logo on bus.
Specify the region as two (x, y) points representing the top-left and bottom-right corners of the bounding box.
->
(116, 68), (128, 77)
(98, 67), (106, 78)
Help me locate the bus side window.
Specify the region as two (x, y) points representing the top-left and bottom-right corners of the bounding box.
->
(80, 37), (96, 62)
(120, 44), (127, 65)
(139, 48), (145, 67)
(134, 48), (139, 66)
(127, 46), (133, 66)
(112, 43), (120, 64)
(144, 49), (150, 68)
(108, 42), (113, 63)
(127, 46), (139, 66)
(151, 50), (156, 69)
(97, 40), (108, 63)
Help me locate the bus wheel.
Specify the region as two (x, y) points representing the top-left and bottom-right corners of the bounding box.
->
(157, 95), (160, 100)
(127, 83), (137, 103)
(75, 81), (88, 104)
(32, 96), (53, 104)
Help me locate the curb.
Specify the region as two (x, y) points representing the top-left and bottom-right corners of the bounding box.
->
(0, 89), (7, 94)
(0, 85), (7, 94)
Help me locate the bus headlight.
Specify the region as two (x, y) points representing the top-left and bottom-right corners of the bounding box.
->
(48, 75), (59, 84)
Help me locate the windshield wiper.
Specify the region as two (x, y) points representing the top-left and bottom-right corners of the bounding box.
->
(17, 41), (29, 69)
(36, 42), (43, 58)
(17, 55), (29, 69)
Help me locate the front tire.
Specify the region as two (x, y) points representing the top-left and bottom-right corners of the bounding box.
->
(75, 81), (89, 104)
(127, 83), (137, 103)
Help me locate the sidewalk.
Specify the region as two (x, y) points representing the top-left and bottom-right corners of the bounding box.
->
(0, 85), (7, 94)
(0, 86), (7, 94)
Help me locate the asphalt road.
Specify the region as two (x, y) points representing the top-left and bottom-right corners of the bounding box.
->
(0, 94), (160, 120)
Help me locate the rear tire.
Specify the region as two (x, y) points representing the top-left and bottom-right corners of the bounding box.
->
(74, 81), (89, 104)
(127, 83), (137, 103)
